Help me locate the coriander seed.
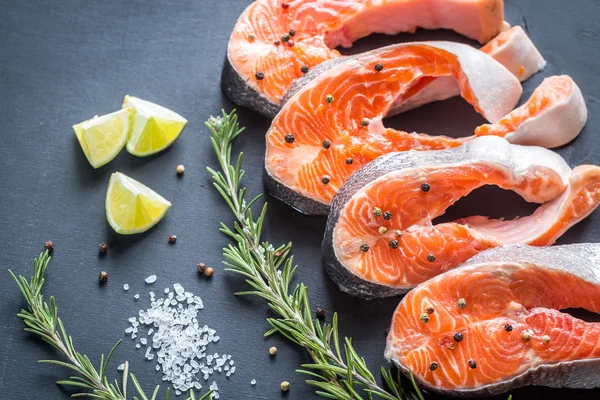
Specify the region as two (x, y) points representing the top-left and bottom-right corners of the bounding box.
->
(280, 381), (290, 391)
(205, 267), (214, 277)
(269, 346), (277, 356)
(457, 298), (466, 309)
(99, 271), (108, 283)
(176, 164), (185, 174)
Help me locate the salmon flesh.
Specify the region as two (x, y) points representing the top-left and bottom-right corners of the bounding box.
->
(322, 136), (600, 298)
(385, 244), (600, 396)
(223, 0), (507, 117)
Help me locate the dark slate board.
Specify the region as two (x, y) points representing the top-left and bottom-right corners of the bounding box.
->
(0, 0), (598, 399)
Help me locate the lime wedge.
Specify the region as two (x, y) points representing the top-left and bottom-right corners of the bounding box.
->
(106, 172), (171, 234)
(73, 108), (131, 168)
(122, 95), (187, 156)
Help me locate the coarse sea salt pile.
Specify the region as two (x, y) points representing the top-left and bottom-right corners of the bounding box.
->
(124, 282), (234, 397)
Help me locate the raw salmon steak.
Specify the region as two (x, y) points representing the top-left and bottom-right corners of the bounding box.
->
(223, 0), (506, 116)
(385, 244), (600, 396)
(322, 136), (600, 298)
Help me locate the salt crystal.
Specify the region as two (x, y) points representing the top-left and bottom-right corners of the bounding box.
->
(123, 284), (129, 291)
(134, 294), (139, 300)
(145, 275), (157, 284)
(125, 327), (133, 334)
(251, 379), (256, 385)
(126, 285), (235, 393)
(131, 334), (137, 339)
(128, 317), (136, 323)
(210, 381), (218, 391)
(136, 344), (141, 349)
(117, 363), (125, 371)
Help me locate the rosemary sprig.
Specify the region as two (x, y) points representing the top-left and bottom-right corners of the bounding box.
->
(10, 252), (214, 400)
(206, 109), (424, 400)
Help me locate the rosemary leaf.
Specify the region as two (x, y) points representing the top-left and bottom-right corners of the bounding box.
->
(206, 109), (423, 400)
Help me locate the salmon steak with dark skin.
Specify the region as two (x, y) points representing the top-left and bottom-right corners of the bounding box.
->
(265, 41), (586, 215)
(322, 136), (600, 298)
(385, 244), (600, 397)
(223, 0), (508, 117)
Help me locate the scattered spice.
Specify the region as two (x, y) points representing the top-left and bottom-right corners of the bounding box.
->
(176, 164), (185, 175)
(360, 244), (369, 252)
(321, 175), (330, 184)
(457, 298), (466, 309)
(289, 29), (295, 36)
(426, 306), (435, 314)
(420, 182), (431, 192)
(395, 230), (403, 237)
(274, 39), (281, 45)
(44, 240), (54, 253)
(378, 226), (388, 235)
(168, 235), (177, 244)
(420, 313), (430, 324)
(284, 133), (295, 143)
(372, 207), (382, 217)
(247, 33), (255, 41)
(287, 39), (295, 47)
(429, 362), (438, 371)
(275, 250), (283, 257)
(269, 346), (277, 356)
(281, 33), (291, 42)
(468, 360), (477, 369)
(280, 381), (290, 392)
(316, 307), (326, 319)
(522, 332), (532, 342)
(374, 63), (384, 72)
(197, 263), (207, 274)
(325, 94), (334, 103)
(322, 139), (331, 149)
(301, 65), (309, 73)
(383, 211), (392, 220)
(453, 332), (464, 342)
(542, 335), (551, 344)
(255, 71), (265, 80)
(99, 271), (108, 283)
(389, 239), (399, 249)
(95, 243), (108, 255)
(281, 3), (289, 9)
(205, 267), (214, 277)
(427, 254), (436, 262)
(360, 118), (370, 127)
(345, 158), (353, 165)
(504, 324), (513, 332)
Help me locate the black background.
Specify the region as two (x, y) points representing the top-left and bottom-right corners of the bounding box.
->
(1, 1), (599, 399)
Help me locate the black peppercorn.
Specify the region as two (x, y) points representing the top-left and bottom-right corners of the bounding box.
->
(284, 133), (295, 143)
(421, 183), (431, 192)
(98, 242), (108, 254)
(429, 362), (438, 371)
(255, 71), (265, 80)
(301, 65), (309, 73)
(374, 63), (384, 71)
(427, 254), (436, 262)
(316, 307), (326, 319)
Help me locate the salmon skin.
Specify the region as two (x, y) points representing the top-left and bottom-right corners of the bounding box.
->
(475, 75), (587, 149)
(322, 136), (600, 298)
(223, 0), (506, 117)
(385, 244), (600, 397)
